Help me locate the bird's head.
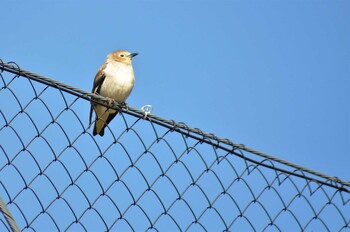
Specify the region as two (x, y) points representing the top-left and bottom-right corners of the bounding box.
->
(107, 50), (138, 65)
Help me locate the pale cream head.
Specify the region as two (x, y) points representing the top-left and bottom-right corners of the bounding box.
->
(107, 50), (138, 65)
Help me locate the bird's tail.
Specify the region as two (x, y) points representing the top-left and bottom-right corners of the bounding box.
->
(92, 108), (118, 137)
(93, 119), (105, 136)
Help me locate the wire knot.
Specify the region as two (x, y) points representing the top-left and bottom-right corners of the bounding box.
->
(141, 105), (153, 119)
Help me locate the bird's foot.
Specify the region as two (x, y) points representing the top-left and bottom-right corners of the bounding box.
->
(105, 97), (114, 107)
(122, 102), (129, 112)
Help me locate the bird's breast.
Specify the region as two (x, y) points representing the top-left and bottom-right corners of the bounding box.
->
(100, 62), (135, 102)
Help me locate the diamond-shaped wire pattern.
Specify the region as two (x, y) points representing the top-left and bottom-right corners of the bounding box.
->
(0, 61), (349, 231)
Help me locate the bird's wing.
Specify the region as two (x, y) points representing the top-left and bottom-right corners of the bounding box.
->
(92, 62), (108, 94)
(89, 63), (107, 124)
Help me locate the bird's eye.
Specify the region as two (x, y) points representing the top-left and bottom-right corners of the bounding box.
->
(120, 54), (125, 57)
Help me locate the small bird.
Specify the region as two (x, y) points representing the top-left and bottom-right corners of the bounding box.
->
(89, 50), (138, 136)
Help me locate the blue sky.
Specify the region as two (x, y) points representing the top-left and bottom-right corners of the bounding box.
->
(3, 0), (347, 179)
(1, 0), (349, 230)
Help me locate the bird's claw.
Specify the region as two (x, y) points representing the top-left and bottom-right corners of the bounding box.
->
(105, 97), (114, 107)
(122, 102), (129, 112)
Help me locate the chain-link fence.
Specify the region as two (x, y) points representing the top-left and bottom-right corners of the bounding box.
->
(0, 61), (349, 231)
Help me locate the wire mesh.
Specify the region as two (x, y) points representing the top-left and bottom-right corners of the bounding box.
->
(0, 61), (349, 232)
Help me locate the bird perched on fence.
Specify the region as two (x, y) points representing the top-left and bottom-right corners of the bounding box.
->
(89, 50), (138, 136)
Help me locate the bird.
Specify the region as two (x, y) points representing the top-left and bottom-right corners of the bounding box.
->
(89, 50), (138, 136)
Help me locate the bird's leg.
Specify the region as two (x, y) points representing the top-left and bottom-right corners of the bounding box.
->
(105, 97), (114, 107)
(122, 102), (129, 112)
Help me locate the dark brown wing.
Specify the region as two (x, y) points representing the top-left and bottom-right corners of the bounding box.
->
(89, 63), (107, 124)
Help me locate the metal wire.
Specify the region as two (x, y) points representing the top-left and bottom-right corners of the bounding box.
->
(0, 195), (20, 232)
(0, 60), (349, 231)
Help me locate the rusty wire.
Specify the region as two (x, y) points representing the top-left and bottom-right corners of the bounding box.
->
(0, 60), (349, 231)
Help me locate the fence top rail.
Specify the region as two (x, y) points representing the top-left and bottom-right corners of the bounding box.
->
(1, 60), (349, 193)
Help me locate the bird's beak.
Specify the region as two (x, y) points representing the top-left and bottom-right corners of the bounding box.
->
(129, 53), (138, 58)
